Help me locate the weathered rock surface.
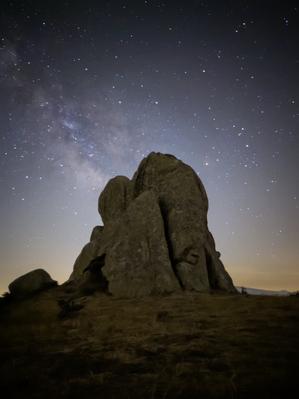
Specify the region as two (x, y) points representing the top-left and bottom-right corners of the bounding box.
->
(102, 190), (181, 297)
(204, 231), (236, 292)
(9, 269), (57, 297)
(90, 225), (103, 242)
(70, 228), (104, 281)
(132, 152), (210, 291)
(98, 176), (132, 224)
(70, 152), (237, 297)
(132, 152), (236, 292)
(77, 255), (108, 296)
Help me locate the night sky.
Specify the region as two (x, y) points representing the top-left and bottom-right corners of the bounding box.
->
(1, 1), (298, 293)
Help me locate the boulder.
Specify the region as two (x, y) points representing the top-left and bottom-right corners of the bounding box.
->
(70, 152), (237, 296)
(9, 269), (57, 297)
(98, 176), (132, 224)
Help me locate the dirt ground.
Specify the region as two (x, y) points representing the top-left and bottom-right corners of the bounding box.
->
(0, 288), (299, 398)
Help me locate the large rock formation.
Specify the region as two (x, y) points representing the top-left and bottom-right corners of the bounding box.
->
(9, 269), (57, 298)
(70, 152), (236, 297)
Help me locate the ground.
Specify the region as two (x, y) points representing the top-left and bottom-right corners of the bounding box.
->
(0, 288), (299, 398)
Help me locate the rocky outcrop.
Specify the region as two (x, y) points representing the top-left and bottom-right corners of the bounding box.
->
(70, 152), (237, 296)
(9, 269), (57, 298)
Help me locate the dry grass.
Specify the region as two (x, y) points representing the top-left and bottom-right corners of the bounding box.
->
(0, 288), (299, 398)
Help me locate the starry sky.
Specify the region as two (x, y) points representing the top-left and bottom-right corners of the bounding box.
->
(1, 0), (298, 293)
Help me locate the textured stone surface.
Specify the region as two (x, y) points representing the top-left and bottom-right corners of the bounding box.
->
(90, 225), (103, 242)
(9, 269), (57, 297)
(132, 152), (236, 293)
(132, 152), (210, 291)
(70, 238), (102, 281)
(76, 255), (108, 295)
(204, 232), (236, 293)
(98, 176), (132, 224)
(102, 190), (181, 297)
(70, 152), (236, 296)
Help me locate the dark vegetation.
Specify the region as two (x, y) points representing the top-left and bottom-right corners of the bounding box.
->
(0, 288), (299, 398)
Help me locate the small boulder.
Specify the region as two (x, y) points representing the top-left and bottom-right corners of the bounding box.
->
(9, 269), (57, 298)
(98, 176), (132, 224)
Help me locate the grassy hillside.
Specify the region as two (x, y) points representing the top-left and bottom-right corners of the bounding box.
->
(0, 288), (299, 398)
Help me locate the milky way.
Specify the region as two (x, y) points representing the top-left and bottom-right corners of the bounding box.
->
(1, 1), (298, 292)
